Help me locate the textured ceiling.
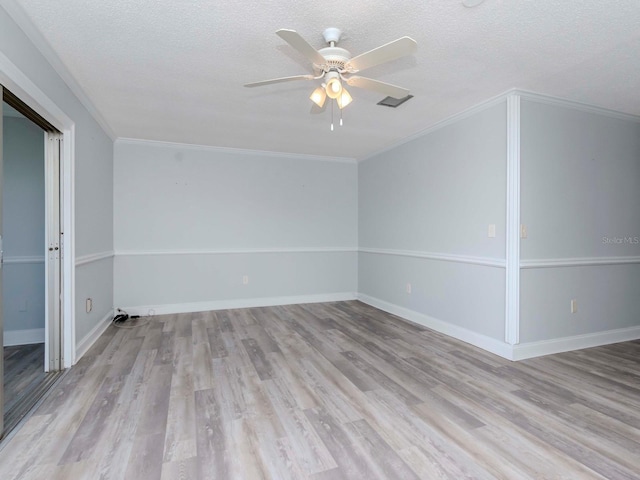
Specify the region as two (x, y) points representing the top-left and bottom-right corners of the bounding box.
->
(6, 0), (640, 159)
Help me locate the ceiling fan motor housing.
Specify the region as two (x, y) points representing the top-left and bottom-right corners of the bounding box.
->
(316, 46), (352, 72)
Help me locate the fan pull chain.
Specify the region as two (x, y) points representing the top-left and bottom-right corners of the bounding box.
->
(331, 100), (334, 131)
(340, 106), (343, 126)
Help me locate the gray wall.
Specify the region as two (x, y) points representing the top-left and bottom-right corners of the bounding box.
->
(358, 101), (507, 341)
(520, 100), (640, 342)
(114, 141), (357, 310)
(1, 6), (114, 352)
(2, 114), (45, 338)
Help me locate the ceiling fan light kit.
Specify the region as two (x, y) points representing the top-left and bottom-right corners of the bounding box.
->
(310, 86), (327, 108)
(337, 89), (353, 109)
(324, 71), (343, 99)
(245, 27), (417, 130)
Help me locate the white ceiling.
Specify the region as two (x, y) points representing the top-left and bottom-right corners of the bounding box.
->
(7, 0), (640, 160)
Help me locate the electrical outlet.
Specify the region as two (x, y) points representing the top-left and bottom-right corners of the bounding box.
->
(571, 299), (577, 314)
(242, 275), (249, 285)
(406, 283), (412, 294)
(86, 298), (93, 313)
(488, 224), (496, 238)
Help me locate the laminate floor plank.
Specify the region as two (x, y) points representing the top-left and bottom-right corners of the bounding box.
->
(363, 387), (497, 480)
(206, 312), (229, 359)
(432, 367), (640, 480)
(1, 302), (639, 479)
(161, 456), (198, 480)
(87, 351), (158, 479)
(303, 407), (379, 480)
(3, 344), (45, 414)
(262, 378), (337, 475)
(324, 328), (438, 395)
(242, 338), (275, 380)
(345, 418), (423, 480)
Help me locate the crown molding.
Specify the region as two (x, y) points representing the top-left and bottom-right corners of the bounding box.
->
(513, 89), (640, 124)
(115, 137), (357, 164)
(359, 90), (512, 163)
(1, 0), (116, 139)
(359, 88), (640, 163)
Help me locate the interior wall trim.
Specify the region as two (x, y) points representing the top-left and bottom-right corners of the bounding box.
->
(505, 93), (521, 346)
(514, 89), (640, 124)
(75, 250), (115, 266)
(3, 255), (45, 264)
(359, 90), (511, 162)
(359, 247), (506, 268)
(115, 247), (358, 257)
(0, 0), (116, 138)
(520, 256), (640, 268)
(115, 137), (357, 164)
(1, 47), (78, 370)
(121, 292), (357, 317)
(356, 293), (513, 360)
(3, 328), (45, 346)
(357, 293), (640, 361)
(512, 325), (640, 360)
(75, 309), (114, 361)
(359, 88), (640, 164)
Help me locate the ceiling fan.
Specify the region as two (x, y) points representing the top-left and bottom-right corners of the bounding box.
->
(245, 28), (417, 119)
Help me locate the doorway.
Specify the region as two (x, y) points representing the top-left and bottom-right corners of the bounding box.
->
(1, 86), (64, 439)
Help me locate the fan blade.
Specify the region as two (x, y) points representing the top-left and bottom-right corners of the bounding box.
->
(345, 76), (410, 98)
(244, 75), (314, 88)
(345, 37), (417, 73)
(276, 29), (326, 66)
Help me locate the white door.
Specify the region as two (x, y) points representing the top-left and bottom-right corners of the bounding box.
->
(45, 131), (62, 371)
(1, 87), (63, 438)
(0, 85), (5, 437)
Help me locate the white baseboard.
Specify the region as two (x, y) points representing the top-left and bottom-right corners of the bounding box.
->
(512, 326), (640, 360)
(355, 293), (640, 361)
(3, 328), (45, 346)
(356, 293), (513, 360)
(75, 310), (114, 361)
(121, 292), (358, 317)
(112, 291), (640, 362)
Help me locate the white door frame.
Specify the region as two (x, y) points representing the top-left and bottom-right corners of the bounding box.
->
(44, 131), (62, 371)
(1, 53), (76, 368)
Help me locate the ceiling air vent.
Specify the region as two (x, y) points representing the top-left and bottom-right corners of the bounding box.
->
(377, 95), (413, 108)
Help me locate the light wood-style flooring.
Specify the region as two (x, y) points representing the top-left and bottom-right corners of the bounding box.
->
(3, 343), (45, 418)
(1, 342), (64, 438)
(0, 301), (638, 479)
